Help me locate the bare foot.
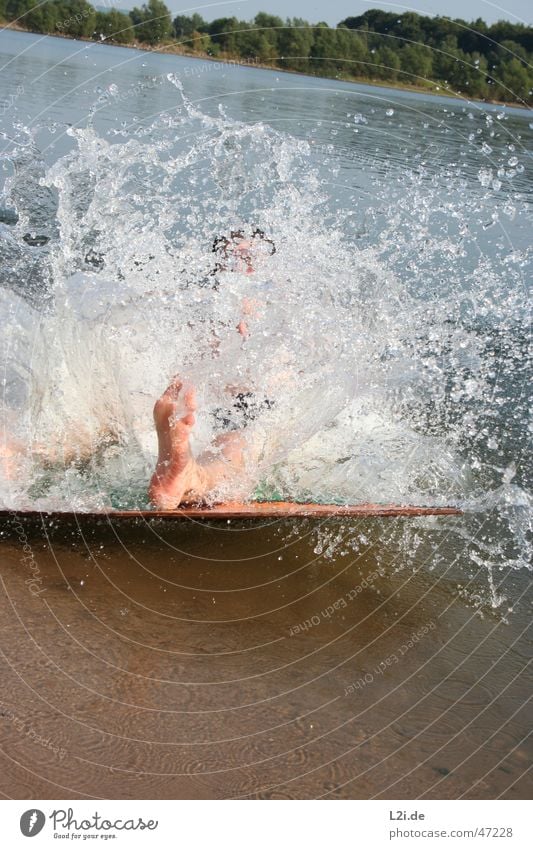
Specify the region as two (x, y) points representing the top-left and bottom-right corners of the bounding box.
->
(149, 378), (250, 510)
(148, 377), (247, 509)
(148, 378), (200, 508)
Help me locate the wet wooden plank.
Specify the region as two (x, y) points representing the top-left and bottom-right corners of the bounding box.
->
(0, 501), (462, 521)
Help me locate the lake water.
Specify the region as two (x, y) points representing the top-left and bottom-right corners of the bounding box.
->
(0, 29), (531, 800)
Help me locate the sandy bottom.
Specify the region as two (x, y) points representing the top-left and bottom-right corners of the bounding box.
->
(0, 515), (531, 800)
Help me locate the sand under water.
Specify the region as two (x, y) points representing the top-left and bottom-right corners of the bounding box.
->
(0, 513), (531, 799)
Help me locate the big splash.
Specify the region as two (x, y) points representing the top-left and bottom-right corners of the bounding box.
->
(0, 74), (530, 605)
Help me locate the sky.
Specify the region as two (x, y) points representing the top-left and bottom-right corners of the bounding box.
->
(169, 0), (532, 27)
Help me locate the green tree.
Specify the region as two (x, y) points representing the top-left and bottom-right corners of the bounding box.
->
(444, 50), (489, 96)
(400, 44), (433, 81)
(233, 25), (263, 59)
(457, 17), (488, 53)
(94, 9), (134, 44)
(186, 29), (212, 54)
(130, 0), (171, 45)
(253, 12), (283, 59)
(465, 53), (489, 99)
(173, 13), (205, 39)
(277, 18), (313, 70)
(5, 0), (32, 20)
(374, 46), (401, 81)
(333, 25), (369, 76)
(494, 57), (531, 101)
(432, 34), (460, 81)
(207, 17), (241, 53)
(499, 39), (528, 61)
(310, 23), (342, 74)
(24, 2), (58, 32)
(54, 1), (96, 38)
(340, 10), (397, 34)
(398, 11), (423, 43)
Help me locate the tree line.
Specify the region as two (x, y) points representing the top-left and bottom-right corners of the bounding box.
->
(1, 1), (531, 104)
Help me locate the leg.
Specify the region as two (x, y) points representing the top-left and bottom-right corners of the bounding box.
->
(0, 437), (24, 480)
(148, 377), (245, 509)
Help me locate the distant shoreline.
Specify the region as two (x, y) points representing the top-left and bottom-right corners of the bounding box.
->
(1, 22), (529, 111)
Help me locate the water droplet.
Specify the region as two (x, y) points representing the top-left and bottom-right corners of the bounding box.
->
(477, 168), (492, 187)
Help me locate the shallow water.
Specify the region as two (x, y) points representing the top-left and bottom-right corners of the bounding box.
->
(0, 514), (532, 799)
(0, 30), (531, 799)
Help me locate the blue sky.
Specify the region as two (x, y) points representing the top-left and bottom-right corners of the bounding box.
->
(172, 0), (532, 26)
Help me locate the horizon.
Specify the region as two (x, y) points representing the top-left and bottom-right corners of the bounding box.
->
(92, 1), (533, 27)
(164, 0), (532, 27)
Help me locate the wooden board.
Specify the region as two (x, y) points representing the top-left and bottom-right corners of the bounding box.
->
(0, 501), (462, 521)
